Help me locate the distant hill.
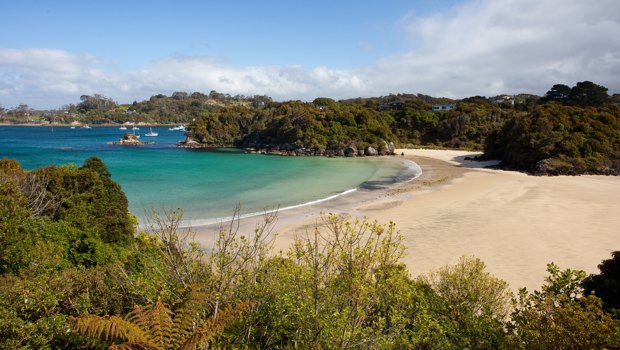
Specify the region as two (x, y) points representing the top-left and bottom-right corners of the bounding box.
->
(3, 82), (618, 175)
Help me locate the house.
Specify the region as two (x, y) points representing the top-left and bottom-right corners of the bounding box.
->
(492, 95), (515, 105)
(432, 103), (456, 111)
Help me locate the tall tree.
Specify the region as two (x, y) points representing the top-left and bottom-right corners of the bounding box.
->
(541, 84), (571, 103)
(582, 251), (620, 312)
(568, 81), (609, 107)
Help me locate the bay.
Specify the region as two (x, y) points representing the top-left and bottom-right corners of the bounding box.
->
(0, 126), (419, 224)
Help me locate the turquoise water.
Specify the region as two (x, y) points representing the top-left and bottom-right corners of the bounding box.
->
(0, 126), (418, 223)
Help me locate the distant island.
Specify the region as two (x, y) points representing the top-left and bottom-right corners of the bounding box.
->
(2, 81), (619, 175)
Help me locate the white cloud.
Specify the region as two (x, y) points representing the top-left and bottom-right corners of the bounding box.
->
(1, 0), (619, 109)
(375, 0), (620, 97)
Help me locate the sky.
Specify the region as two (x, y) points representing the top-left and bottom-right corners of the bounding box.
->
(1, 0), (619, 109)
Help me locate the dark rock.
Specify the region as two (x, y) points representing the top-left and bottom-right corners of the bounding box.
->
(344, 146), (357, 157)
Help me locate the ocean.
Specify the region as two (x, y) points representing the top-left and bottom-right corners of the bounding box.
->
(0, 125), (420, 224)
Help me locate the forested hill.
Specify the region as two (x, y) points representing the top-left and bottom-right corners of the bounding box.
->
(484, 82), (620, 175)
(182, 94), (523, 156)
(182, 82), (619, 175)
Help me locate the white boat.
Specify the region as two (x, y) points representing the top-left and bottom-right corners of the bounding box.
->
(70, 126), (76, 129)
(119, 125), (127, 130)
(132, 126), (140, 131)
(82, 125), (91, 129)
(145, 128), (158, 137)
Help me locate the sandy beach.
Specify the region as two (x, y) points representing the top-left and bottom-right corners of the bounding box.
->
(193, 149), (620, 292)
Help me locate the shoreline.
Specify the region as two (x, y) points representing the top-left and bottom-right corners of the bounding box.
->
(0, 122), (185, 127)
(175, 156), (421, 228)
(191, 149), (620, 292)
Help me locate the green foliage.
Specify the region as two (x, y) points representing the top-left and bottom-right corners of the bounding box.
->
(420, 256), (513, 349)
(540, 262), (586, 300)
(77, 94), (117, 113)
(178, 91), (528, 154)
(484, 102), (620, 174)
(568, 81), (610, 107)
(71, 292), (246, 350)
(541, 81), (610, 107)
(541, 84), (571, 103)
(0, 180), (30, 236)
(3, 157), (620, 348)
(280, 215), (409, 348)
(506, 263), (620, 349)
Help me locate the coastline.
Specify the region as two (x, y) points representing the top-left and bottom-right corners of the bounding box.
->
(191, 149), (620, 292)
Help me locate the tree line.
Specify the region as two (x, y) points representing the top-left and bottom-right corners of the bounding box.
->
(3, 81), (619, 175)
(1, 158), (619, 348)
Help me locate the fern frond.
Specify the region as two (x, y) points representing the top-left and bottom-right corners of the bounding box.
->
(72, 314), (149, 343)
(180, 301), (249, 350)
(109, 344), (133, 350)
(171, 288), (213, 345)
(148, 299), (174, 348)
(128, 304), (149, 330)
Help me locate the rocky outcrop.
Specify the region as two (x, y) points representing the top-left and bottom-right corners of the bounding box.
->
(344, 146), (358, 157)
(178, 140), (399, 158)
(177, 137), (235, 149)
(379, 140), (396, 155)
(364, 146), (378, 156)
(108, 132), (154, 145)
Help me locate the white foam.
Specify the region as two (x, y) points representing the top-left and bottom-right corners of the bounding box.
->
(178, 188), (358, 228)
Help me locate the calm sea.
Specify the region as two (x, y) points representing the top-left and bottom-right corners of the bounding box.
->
(0, 126), (419, 224)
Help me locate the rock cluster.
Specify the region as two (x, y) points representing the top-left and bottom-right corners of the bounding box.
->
(177, 137), (397, 157)
(244, 141), (396, 157)
(108, 132), (154, 145)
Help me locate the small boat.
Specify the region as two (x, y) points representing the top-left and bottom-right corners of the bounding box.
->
(132, 126), (140, 131)
(119, 125), (127, 130)
(145, 128), (158, 137)
(82, 125), (91, 129)
(70, 126), (76, 129)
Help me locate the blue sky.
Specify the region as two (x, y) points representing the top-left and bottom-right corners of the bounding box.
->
(1, 0), (619, 109)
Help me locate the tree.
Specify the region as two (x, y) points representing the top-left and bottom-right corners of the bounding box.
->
(12, 103), (32, 118)
(77, 94), (117, 113)
(541, 84), (571, 103)
(568, 81), (609, 107)
(582, 251), (620, 312)
(420, 256), (513, 349)
(506, 263), (620, 349)
(80, 156), (111, 178)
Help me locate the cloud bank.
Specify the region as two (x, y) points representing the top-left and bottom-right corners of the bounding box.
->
(1, 0), (619, 109)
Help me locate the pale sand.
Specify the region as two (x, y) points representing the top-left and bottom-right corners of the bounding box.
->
(193, 149), (620, 292)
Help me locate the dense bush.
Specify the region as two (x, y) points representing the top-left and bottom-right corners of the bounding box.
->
(1, 159), (619, 348)
(484, 103), (620, 174)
